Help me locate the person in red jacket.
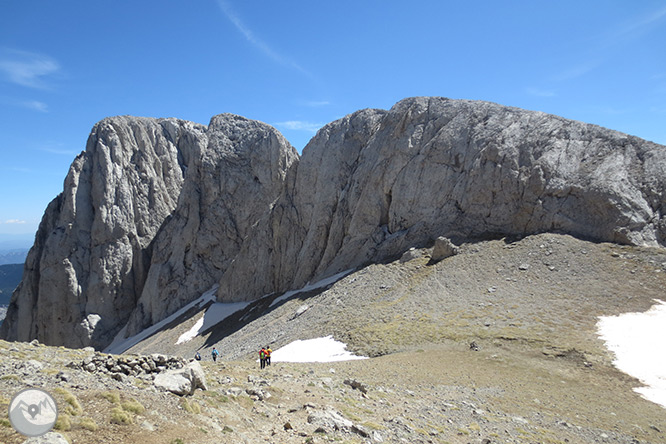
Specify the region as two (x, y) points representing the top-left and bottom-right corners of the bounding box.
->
(265, 345), (273, 365)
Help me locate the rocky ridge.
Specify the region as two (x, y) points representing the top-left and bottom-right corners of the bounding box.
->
(2, 97), (666, 351)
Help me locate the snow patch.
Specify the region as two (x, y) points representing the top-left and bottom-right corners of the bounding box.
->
(176, 301), (250, 345)
(270, 336), (367, 363)
(597, 299), (666, 409)
(104, 285), (219, 354)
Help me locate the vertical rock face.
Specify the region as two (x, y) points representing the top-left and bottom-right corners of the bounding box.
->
(123, 115), (298, 337)
(215, 97), (666, 302)
(1, 116), (205, 347)
(2, 97), (666, 349)
(0, 114), (298, 348)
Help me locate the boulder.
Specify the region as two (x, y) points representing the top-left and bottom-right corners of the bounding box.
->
(430, 237), (459, 263)
(307, 408), (353, 431)
(153, 361), (207, 396)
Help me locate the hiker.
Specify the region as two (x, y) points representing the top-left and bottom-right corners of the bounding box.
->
(211, 347), (219, 362)
(259, 347), (267, 369)
(265, 345), (272, 366)
(195, 351), (201, 361)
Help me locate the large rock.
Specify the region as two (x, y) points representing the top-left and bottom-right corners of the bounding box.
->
(153, 361), (207, 396)
(3, 97), (666, 349)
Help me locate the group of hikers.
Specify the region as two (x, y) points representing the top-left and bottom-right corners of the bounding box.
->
(193, 347), (219, 362)
(193, 345), (272, 369)
(259, 345), (272, 369)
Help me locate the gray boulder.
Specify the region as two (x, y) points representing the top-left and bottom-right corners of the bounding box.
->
(307, 408), (353, 431)
(430, 237), (459, 263)
(0, 114), (297, 349)
(153, 361), (207, 396)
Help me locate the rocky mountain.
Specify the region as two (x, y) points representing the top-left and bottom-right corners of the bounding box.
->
(2, 97), (665, 351)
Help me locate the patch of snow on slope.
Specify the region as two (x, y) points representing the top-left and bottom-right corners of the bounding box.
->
(104, 285), (219, 354)
(176, 301), (250, 345)
(269, 269), (354, 308)
(270, 336), (367, 363)
(598, 299), (666, 409)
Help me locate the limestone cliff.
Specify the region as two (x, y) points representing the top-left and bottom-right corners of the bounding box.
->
(216, 97), (666, 302)
(2, 97), (665, 349)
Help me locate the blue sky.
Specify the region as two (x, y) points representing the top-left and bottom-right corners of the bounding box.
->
(1, 1), (665, 241)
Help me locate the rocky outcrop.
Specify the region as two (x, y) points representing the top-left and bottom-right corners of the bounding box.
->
(123, 115), (297, 337)
(216, 97), (666, 302)
(2, 97), (666, 349)
(0, 114), (297, 348)
(0, 116), (206, 348)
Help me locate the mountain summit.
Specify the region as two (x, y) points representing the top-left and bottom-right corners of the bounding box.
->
(2, 97), (665, 350)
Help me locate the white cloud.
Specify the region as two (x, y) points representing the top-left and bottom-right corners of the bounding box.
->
(4, 219), (27, 225)
(551, 60), (600, 82)
(525, 87), (556, 98)
(0, 49), (60, 89)
(216, 1), (309, 76)
(303, 100), (330, 107)
(41, 147), (77, 156)
(616, 6), (666, 38)
(39, 142), (77, 156)
(273, 121), (324, 133)
(20, 100), (48, 112)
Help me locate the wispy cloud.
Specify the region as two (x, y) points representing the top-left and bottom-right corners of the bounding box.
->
(525, 87), (556, 98)
(40, 146), (77, 156)
(302, 100), (330, 107)
(20, 100), (48, 112)
(0, 49), (60, 89)
(551, 60), (600, 82)
(273, 121), (324, 133)
(616, 5), (666, 38)
(4, 219), (27, 225)
(6, 166), (32, 173)
(216, 1), (310, 76)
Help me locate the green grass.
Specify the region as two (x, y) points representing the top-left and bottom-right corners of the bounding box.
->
(110, 407), (133, 425)
(99, 391), (121, 404)
(78, 417), (99, 431)
(54, 388), (83, 416)
(181, 399), (201, 414)
(120, 399), (145, 415)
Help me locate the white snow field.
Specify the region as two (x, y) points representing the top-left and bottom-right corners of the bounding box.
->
(269, 336), (367, 363)
(597, 299), (666, 409)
